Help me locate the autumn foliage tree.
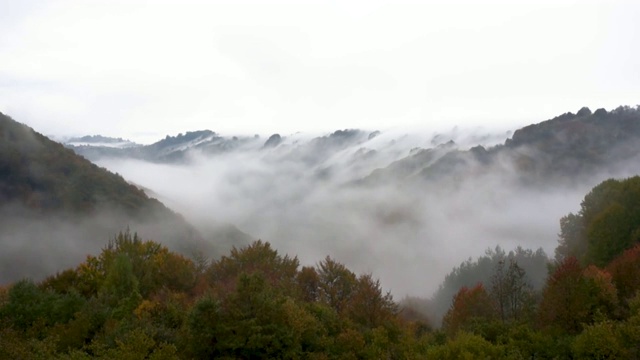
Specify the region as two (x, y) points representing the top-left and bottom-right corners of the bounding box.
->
(316, 256), (357, 314)
(607, 243), (640, 303)
(538, 257), (618, 334)
(41, 230), (197, 299)
(442, 283), (496, 335)
(346, 274), (397, 329)
(205, 240), (299, 296)
(296, 266), (320, 302)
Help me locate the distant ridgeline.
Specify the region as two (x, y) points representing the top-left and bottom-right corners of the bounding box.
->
(66, 127), (374, 164)
(361, 106), (640, 187)
(67, 134), (136, 145)
(504, 106), (640, 181)
(67, 106), (640, 187)
(67, 129), (249, 163)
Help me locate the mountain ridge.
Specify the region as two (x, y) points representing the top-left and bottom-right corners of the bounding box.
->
(358, 105), (640, 187)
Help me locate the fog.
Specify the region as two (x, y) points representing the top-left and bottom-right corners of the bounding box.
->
(92, 126), (631, 298)
(0, 202), (211, 284)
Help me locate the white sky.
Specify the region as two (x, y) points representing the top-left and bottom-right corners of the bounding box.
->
(1, 0), (638, 143)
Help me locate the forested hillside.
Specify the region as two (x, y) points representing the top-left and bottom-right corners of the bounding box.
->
(1, 112), (171, 214)
(0, 113), (216, 283)
(3, 177), (640, 358)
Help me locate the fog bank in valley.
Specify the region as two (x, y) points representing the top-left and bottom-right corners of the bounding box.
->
(94, 126), (629, 298)
(0, 203), (206, 284)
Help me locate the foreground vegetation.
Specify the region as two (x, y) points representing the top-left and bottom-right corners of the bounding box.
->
(3, 176), (640, 358)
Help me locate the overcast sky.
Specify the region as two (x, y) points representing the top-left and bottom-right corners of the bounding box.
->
(1, 0), (638, 143)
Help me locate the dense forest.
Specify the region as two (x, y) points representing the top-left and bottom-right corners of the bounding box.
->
(2, 176), (640, 358)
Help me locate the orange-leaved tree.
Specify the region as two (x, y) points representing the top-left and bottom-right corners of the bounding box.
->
(538, 257), (618, 334)
(607, 244), (640, 304)
(442, 283), (496, 335)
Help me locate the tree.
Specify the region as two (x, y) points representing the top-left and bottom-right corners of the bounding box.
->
(186, 295), (222, 358)
(425, 332), (504, 359)
(188, 273), (301, 359)
(538, 257), (618, 334)
(0, 279), (84, 332)
(346, 274), (397, 329)
(572, 320), (627, 359)
(296, 266), (320, 303)
(555, 212), (586, 262)
(70, 255), (104, 298)
(586, 203), (636, 267)
(206, 240), (299, 296)
(619, 292), (640, 358)
(607, 244), (640, 303)
(490, 258), (533, 323)
(442, 284), (496, 336)
(68, 328), (179, 359)
(316, 256), (357, 313)
(556, 177), (640, 267)
(502, 324), (556, 359)
(99, 230), (197, 298)
(99, 254), (142, 320)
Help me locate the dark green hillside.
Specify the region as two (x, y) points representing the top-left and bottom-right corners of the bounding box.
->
(0, 112), (212, 283)
(1, 112), (165, 214)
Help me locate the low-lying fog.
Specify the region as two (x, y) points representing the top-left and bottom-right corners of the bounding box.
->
(94, 127), (619, 298)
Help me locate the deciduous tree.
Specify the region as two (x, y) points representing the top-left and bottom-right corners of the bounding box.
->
(538, 257), (617, 334)
(442, 283), (496, 335)
(317, 256), (357, 314)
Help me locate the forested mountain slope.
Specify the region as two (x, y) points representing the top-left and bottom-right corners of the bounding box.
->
(1, 112), (172, 214)
(0, 113), (215, 283)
